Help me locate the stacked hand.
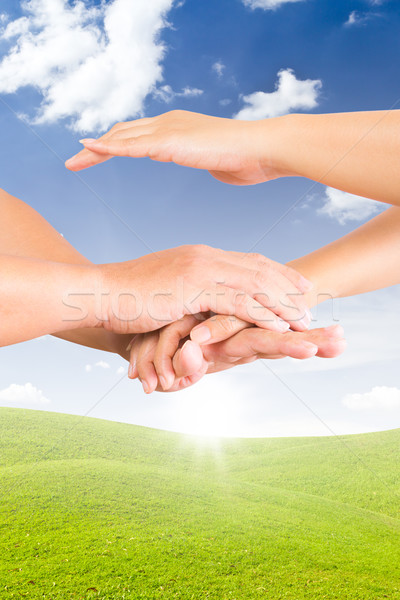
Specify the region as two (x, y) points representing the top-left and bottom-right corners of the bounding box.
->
(124, 314), (346, 394)
(96, 244), (313, 335)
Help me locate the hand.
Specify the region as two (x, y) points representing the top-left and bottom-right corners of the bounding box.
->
(94, 245), (313, 336)
(127, 314), (346, 393)
(65, 110), (288, 185)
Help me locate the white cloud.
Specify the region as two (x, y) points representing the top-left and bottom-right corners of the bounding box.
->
(153, 84), (203, 103)
(212, 61), (225, 78)
(0, 0), (175, 132)
(345, 11), (362, 26)
(85, 361), (111, 372)
(0, 382), (50, 405)
(344, 10), (380, 27)
(242, 0), (304, 10)
(343, 386), (400, 411)
(318, 187), (384, 225)
(219, 98), (232, 106)
(234, 69), (321, 120)
(116, 366), (126, 375)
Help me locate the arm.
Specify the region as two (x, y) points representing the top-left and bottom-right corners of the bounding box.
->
(0, 188), (131, 356)
(133, 206), (400, 392)
(287, 205), (400, 304)
(66, 109), (400, 207)
(0, 190), (312, 348)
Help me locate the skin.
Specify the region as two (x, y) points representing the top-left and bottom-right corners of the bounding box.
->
(130, 206), (400, 393)
(0, 188), (341, 373)
(62, 108), (400, 392)
(66, 109), (400, 207)
(0, 189), (316, 348)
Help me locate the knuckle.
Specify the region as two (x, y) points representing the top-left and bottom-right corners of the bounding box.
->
(234, 291), (250, 311)
(253, 269), (268, 289)
(192, 243), (211, 255)
(215, 317), (237, 335)
(249, 252), (267, 264)
(182, 244), (210, 269)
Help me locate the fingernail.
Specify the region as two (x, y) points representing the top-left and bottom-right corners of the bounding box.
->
(128, 362), (135, 379)
(300, 276), (314, 292)
(278, 321), (290, 332)
(300, 341), (318, 355)
(79, 138), (97, 144)
(159, 376), (168, 390)
(325, 324), (344, 336)
(191, 325), (211, 344)
(126, 335), (136, 352)
(298, 317), (310, 330)
(142, 380), (149, 394)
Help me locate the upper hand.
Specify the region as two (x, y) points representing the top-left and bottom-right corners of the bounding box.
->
(95, 245), (313, 336)
(65, 110), (287, 185)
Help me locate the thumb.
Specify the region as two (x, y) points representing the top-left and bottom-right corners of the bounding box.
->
(172, 340), (204, 377)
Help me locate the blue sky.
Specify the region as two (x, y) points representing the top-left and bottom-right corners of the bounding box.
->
(0, 0), (399, 437)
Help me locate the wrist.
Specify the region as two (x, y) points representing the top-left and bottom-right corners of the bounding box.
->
(257, 114), (303, 179)
(74, 264), (103, 330)
(286, 258), (339, 309)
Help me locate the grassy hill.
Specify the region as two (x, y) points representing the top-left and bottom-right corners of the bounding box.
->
(0, 407), (399, 600)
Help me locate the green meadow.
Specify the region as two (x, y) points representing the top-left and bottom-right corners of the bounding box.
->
(0, 407), (399, 599)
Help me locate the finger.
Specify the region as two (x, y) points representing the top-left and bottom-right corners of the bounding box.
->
(191, 314), (251, 345)
(195, 285), (291, 334)
(172, 340), (205, 378)
(205, 329), (318, 362)
(136, 332), (159, 394)
(65, 147), (114, 171)
(224, 254), (313, 329)
(153, 314), (201, 390)
(202, 259), (312, 330)
(128, 335), (142, 379)
(223, 251), (313, 293)
(304, 325), (346, 358)
(253, 280), (311, 332)
(203, 325), (346, 363)
(79, 133), (154, 159)
(253, 266), (313, 328)
(65, 120), (154, 170)
(162, 369), (207, 393)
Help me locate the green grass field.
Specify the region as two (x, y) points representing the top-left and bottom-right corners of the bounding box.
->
(0, 407), (399, 599)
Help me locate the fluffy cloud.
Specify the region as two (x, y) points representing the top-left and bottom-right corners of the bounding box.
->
(0, 382), (50, 405)
(318, 187), (384, 225)
(234, 69), (321, 120)
(343, 386), (400, 411)
(0, 0), (175, 132)
(242, 0), (304, 9)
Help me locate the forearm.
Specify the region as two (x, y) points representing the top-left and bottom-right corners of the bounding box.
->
(0, 254), (99, 346)
(0, 188), (130, 354)
(269, 110), (400, 206)
(288, 206), (400, 307)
